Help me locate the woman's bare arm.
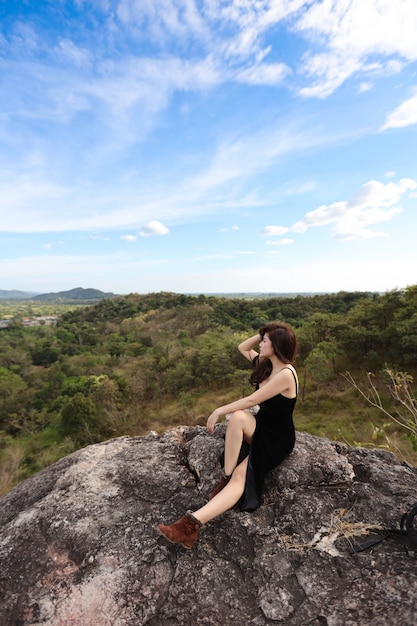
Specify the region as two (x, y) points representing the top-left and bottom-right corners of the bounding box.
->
(238, 333), (261, 362)
(207, 368), (296, 432)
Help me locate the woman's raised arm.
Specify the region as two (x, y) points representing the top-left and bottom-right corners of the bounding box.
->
(238, 333), (261, 362)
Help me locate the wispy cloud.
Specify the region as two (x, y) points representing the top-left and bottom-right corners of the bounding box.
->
(261, 225), (290, 236)
(291, 178), (416, 240)
(236, 62), (290, 86)
(267, 239), (294, 246)
(295, 0), (417, 97)
(115, 1), (417, 97)
(380, 91), (417, 130)
(0, 116), (377, 235)
(220, 225), (240, 232)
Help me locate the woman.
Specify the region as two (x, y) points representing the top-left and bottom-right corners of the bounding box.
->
(157, 322), (298, 549)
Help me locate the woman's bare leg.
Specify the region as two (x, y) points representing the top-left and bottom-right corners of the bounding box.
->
(157, 449), (251, 548)
(192, 458), (248, 525)
(223, 410), (256, 475)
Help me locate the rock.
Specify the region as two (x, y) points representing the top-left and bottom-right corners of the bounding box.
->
(0, 426), (416, 626)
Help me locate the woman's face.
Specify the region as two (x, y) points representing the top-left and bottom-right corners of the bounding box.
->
(259, 333), (274, 359)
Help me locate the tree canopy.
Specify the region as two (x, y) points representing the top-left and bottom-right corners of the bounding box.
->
(1, 287), (416, 494)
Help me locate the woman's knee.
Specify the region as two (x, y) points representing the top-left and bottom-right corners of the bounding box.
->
(231, 462), (247, 484)
(228, 409), (252, 429)
(227, 411), (256, 444)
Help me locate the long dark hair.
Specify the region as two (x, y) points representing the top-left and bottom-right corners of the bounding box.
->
(249, 322), (297, 386)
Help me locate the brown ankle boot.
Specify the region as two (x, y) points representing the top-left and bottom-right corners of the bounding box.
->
(157, 511), (202, 549)
(209, 474), (231, 500)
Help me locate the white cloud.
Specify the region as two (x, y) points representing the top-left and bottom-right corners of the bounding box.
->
(139, 220), (169, 236)
(291, 178), (417, 239)
(267, 239), (294, 246)
(116, 0), (417, 98)
(121, 235), (137, 242)
(89, 234), (111, 241)
(116, 0), (207, 44)
(349, 178), (416, 208)
(295, 0), (417, 97)
(333, 228), (387, 241)
(299, 52), (360, 98)
(221, 224), (240, 232)
(261, 225), (289, 236)
(236, 62), (290, 86)
(56, 39), (92, 69)
(358, 82), (373, 93)
(380, 91), (417, 130)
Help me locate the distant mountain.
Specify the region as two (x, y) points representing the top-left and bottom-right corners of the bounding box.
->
(0, 290), (40, 300)
(32, 287), (118, 303)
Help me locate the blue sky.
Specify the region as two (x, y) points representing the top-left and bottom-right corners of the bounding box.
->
(1, 0), (416, 295)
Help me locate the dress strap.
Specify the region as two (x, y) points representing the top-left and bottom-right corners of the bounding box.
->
(281, 366), (298, 395)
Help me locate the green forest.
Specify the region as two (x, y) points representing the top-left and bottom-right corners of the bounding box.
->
(1, 287), (417, 496)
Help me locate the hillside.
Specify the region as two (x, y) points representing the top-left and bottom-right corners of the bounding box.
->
(32, 287), (118, 303)
(0, 290), (40, 300)
(0, 287), (118, 303)
(0, 287), (416, 498)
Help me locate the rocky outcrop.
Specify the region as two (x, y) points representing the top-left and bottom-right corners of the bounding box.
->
(0, 426), (416, 626)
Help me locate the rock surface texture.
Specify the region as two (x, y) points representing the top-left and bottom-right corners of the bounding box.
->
(0, 426), (416, 626)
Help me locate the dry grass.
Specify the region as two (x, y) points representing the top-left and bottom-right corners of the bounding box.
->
(0, 442), (25, 497)
(280, 508), (385, 556)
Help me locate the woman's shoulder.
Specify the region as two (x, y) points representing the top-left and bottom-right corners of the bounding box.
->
(277, 364), (297, 377)
(261, 364), (296, 387)
(271, 364), (298, 394)
(281, 364), (298, 384)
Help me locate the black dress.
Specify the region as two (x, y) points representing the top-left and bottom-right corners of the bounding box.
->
(238, 368), (297, 512)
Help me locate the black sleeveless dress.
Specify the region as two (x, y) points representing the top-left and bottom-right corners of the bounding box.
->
(238, 368), (297, 512)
